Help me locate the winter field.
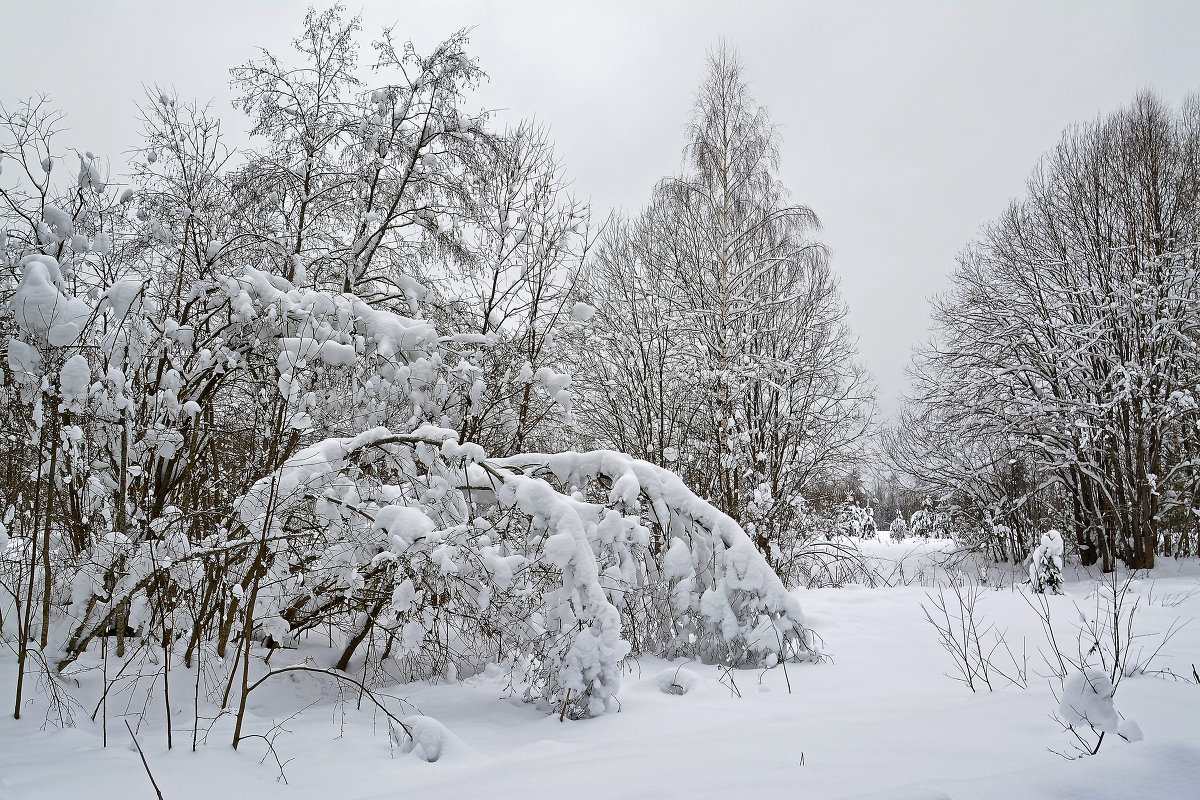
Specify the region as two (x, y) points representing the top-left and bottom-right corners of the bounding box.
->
(3, 539), (1198, 800)
(3, 5), (1200, 799)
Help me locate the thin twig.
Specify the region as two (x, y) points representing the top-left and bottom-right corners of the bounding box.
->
(125, 719), (165, 800)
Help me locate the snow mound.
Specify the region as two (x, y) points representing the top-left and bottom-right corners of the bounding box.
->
(394, 715), (472, 762)
(1058, 668), (1119, 734)
(651, 666), (704, 696)
(1119, 718), (1144, 742)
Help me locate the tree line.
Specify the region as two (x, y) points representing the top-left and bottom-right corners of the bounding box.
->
(887, 92), (1200, 570)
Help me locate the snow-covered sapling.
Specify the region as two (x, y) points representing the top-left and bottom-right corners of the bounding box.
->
(1055, 667), (1142, 757)
(1030, 529), (1064, 594)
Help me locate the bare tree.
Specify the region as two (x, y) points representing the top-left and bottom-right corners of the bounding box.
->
(890, 91), (1200, 569)
(578, 43), (874, 564)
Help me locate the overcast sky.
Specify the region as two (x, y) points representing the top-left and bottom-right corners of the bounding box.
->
(4, 0), (1199, 416)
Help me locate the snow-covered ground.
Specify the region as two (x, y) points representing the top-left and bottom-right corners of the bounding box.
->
(3, 541), (1198, 799)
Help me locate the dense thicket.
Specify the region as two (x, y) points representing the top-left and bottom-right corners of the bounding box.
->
(0, 8), (823, 732)
(888, 92), (1200, 570)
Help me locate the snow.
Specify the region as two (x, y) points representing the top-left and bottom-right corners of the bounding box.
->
(1119, 718), (1145, 743)
(3, 547), (1199, 799)
(663, 536), (693, 580)
(1031, 529), (1065, 594)
(542, 531), (577, 568)
(8, 255), (91, 344)
(373, 504), (435, 549)
(100, 279), (143, 319)
(570, 301), (596, 322)
(318, 339), (356, 366)
(41, 205), (74, 240)
(1059, 668), (1120, 734)
(57, 353), (91, 412)
(5, 339), (41, 384)
(494, 449), (817, 664)
(650, 665), (705, 695)
(350, 295), (438, 359)
(236, 426), (400, 537)
(393, 715), (473, 762)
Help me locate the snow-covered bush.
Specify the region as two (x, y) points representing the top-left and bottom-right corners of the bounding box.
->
(909, 497), (934, 538)
(922, 578), (1029, 693)
(889, 513), (908, 543)
(0, 8), (821, 735)
(1025, 568), (1168, 757)
(861, 507), (878, 538)
(835, 495), (876, 539)
(1, 252), (817, 721)
(1030, 529), (1064, 594)
(1058, 668), (1119, 737)
(393, 715), (471, 762)
(493, 451), (818, 670)
(1055, 667), (1143, 756)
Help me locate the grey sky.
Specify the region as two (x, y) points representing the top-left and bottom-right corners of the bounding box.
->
(4, 1), (1199, 416)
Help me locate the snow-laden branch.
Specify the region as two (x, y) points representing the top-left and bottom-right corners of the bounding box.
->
(492, 450), (818, 665)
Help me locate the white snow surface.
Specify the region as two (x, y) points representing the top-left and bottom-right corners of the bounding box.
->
(56, 353), (91, 412)
(1058, 668), (1120, 734)
(8, 255), (91, 344)
(3, 545), (1199, 799)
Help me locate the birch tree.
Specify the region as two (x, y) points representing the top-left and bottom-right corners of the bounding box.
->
(579, 44), (874, 564)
